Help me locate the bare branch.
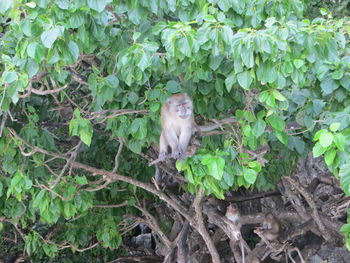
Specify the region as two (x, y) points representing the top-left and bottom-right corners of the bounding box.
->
(94, 201), (129, 209)
(8, 128), (192, 223)
(193, 189), (221, 263)
(284, 175), (334, 242)
(0, 111), (8, 137)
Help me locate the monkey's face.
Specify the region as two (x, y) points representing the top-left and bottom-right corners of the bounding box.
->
(175, 102), (192, 120)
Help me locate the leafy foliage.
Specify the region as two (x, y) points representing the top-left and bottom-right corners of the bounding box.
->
(1, 0), (350, 260)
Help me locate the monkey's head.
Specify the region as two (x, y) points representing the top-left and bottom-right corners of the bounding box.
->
(168, 93), (193, 120)
(226, 203), (240, 222)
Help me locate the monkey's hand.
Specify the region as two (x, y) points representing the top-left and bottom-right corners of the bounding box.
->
(171, 149), (183, 160)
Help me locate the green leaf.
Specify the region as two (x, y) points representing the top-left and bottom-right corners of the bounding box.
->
(252, 119), (266, 137)
(312, 142), (327, 158)
(293, 59), (304, 69)
(87, 0), (110, 12)
(320, 78), (338, 95)
(317, 65), (329, 80)
(330, 123), (340, 132)
(209, 55), (223, 71)
(319, 132), (334, 148)
(27, 42), (46, 62)
(340, 163), (350, 196)
(2, 71), (17, 83)
(332, 69), (344, 80)
(69, 12), (85, 28)
(41, 26), (64, 48)
(334, 133), (346, 151)
(105, 75), (119, 88)
(178, 37), (192, 57)
(137, 52), (151, 71)
(207, 157), (225, 180)
(241, 47), (254, 68)
(237, 71), (253, 90)
(56, 0), (69, 9)
(0, 0), (12, 14)
(166, 80), (181, 93)
(243, 168), (257, 184)
(80, 128), (92, 146)
(274, 130), (288, 145)
(259, 90), (269, 102)
(324, 149), (336, 166)
(223, 171), (234, 187)
(267, 114), (285, 131)
(67, 41), (79, 62)
(225, 71), (236, 92)
(272, 90), (286, 101)
(75, 176), (88, 185)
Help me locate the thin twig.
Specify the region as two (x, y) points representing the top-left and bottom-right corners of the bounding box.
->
(112, 139), (124, 173)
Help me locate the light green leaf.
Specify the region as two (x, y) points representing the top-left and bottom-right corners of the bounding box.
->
(41, 27), (64, 48)
(319, 132), (334, 148)
(87, 0), (110, 12)
(330, 123), (340, 132)
(0, 0), (12, 14)
(2, 71), (17, 83)
(324, 149), (336, 166)
(312, 142), (326, 158)
(293, 59), (304, 69)
(272, 90), (286, 101)
(243, 168), (257, 184)
(334, 133), (346, 151)
(237, 71), (253, 90)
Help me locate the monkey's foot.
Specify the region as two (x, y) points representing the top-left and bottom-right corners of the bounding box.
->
(158, 152), (167, 162)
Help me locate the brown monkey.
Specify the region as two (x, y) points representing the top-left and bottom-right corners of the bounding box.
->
(260, 213), (281, 242)
(158, 93), (195, 161)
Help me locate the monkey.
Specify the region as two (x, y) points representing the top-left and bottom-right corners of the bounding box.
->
(226, 203), (247, 263)
(59, 102), (73, 121)
(158, 93), (195, 162)
(260, 212), (281, 242)
(151, 93), (236, 165)
(225, 203), (242, 240)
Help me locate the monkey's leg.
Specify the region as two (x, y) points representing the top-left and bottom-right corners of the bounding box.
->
(178, 128), (192, 160)
(159, 132), (169, 161)
(166, 128), (182, 159)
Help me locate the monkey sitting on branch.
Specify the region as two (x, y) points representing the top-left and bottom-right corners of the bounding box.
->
(149, 93), (235, 166)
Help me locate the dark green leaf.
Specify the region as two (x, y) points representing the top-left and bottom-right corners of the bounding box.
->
(252, 119), (266, 137)
(166, 80), (181, 93)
